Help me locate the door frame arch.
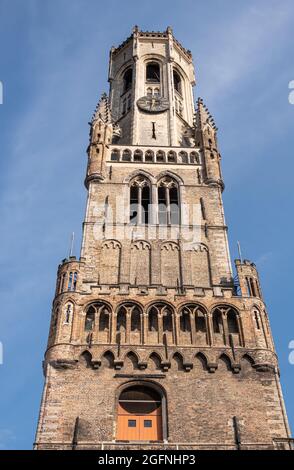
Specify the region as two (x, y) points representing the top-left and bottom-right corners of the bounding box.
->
(115, 380), (168, 442)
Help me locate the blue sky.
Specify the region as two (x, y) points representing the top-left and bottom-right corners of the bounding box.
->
(0, 0), (294, 449)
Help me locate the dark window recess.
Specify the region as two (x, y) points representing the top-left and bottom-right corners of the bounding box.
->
(196, 313), (206, 333)
(144, 420), (152, 428)
(158, 186), (167, 225)
(146, 63), (160, 82)
(173, 70), (182, 94)
(123, 68), (133, 93)
(128, 420), (136, 428)
(130, 186), (139, 224)
(170, 187), (179, 225)
(142, 186), (150, 224)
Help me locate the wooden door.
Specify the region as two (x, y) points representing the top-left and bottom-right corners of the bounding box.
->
(116, 413), (162, 441)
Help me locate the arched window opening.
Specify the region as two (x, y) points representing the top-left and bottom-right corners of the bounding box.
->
(147, 87), (152, 97)
(227, 309), (239, 334)
(250, 278), (257, 297)
(130, 185), (139, 224)
(173, 70), (182, 95)
(99, 308), (110, 331)
(68, 272), (73, 291)
(73, 272), (77, 291)
(163, 309), (173, 332)
(148, 308), (158, 331)
(122, 149), (131, 161)
(131, 307), (141, 331)
(195, 309), (206, 333)
(129, 176), (151, 225)
(123, 68), (133, 93)
(254, 311), (260, 330)
(167, 151), (176, 163)
(170, 187), (179, 224)
(158, 177), (179, 225)
(111, 149), (120, 161)
(60, 273), (66, 293)
(65, 304), (71, 324)
(156, 150), (165, 162)
(145, 150), (154, 162)
(179, 151), (188, 164)
(190, 151), (199, 164)
(117, 385), (163, 442)
(154, 88), (160, 97)
(213, 309), (222, 334)
(134, 149), (143, 162)
(180, 310), (191, 332)
(158, 186), (167, 225)
(116, 307), (127, 343)
(146, 62), (160, 83)
(85, 306), (95, 331)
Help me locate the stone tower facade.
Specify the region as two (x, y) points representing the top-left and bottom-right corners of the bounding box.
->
(34, 27), (292, 450)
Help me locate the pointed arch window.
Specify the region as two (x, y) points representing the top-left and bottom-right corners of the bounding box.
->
(130, 176), (151, 225)
(123, 68), (133, 93)
(163, 310), (173, 332)
(65, 304), (72, 324)
(99, 307), (110, 331)
(213, 309), (223, 334)
(173, 70), (182, 95)
(146, 62), (160, 83)
(158, 176), (180, 225)
(180, 310), (191, 332)
(131, 307), (141, 332)
(227, 309), (239, 334)
(148, 307), (158, 332)
(85, 306), (95, 331)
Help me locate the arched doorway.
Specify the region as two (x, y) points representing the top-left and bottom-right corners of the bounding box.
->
(117, 384), (163, 441)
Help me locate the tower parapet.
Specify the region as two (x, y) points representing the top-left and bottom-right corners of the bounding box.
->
(235, 259), (263, 299)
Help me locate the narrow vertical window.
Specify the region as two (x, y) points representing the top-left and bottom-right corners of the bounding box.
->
(65, 304), (71, 324)
(68, 272), (73, 291)
(158, 177), (179, 225)
(123, 68), (133, 93)
(85, 306), (95, 331)
(73, 272), (78, 291)
(129, 176), (151, 225)
(173, 70), (182, 94)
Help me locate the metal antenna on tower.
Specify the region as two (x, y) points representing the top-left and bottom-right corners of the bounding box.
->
(237, 240), (243, 263)
(69, 232), (75, 257)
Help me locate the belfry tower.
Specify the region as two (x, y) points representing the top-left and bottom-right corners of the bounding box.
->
(35, 27), (292, 450)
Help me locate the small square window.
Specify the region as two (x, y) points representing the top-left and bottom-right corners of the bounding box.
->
(144, 420), (152, 428)
(128, 420), (136, 428)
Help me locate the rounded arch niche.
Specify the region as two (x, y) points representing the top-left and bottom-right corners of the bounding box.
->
(116, 382), (167, 442)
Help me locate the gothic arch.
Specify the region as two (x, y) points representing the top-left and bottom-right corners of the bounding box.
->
(195, 352), (209, 371)
(100, 240), (121, 284)
(218, 353), (233, 371)
(79, 350), (92, 368)
(130, 240), (151, 285)
(148, 352), (162, 371)
(101, 350), (115, 369)
(171, 352), (184, 371)
(183, 243), (211, 288)
(160, 242), (180, 287)
(123, 351), (140, 371)
(123, 169), (155, 185)
(156, 170), (184, 186)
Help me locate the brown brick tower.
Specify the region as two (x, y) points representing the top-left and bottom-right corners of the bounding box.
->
(34, 27), (292, 450)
